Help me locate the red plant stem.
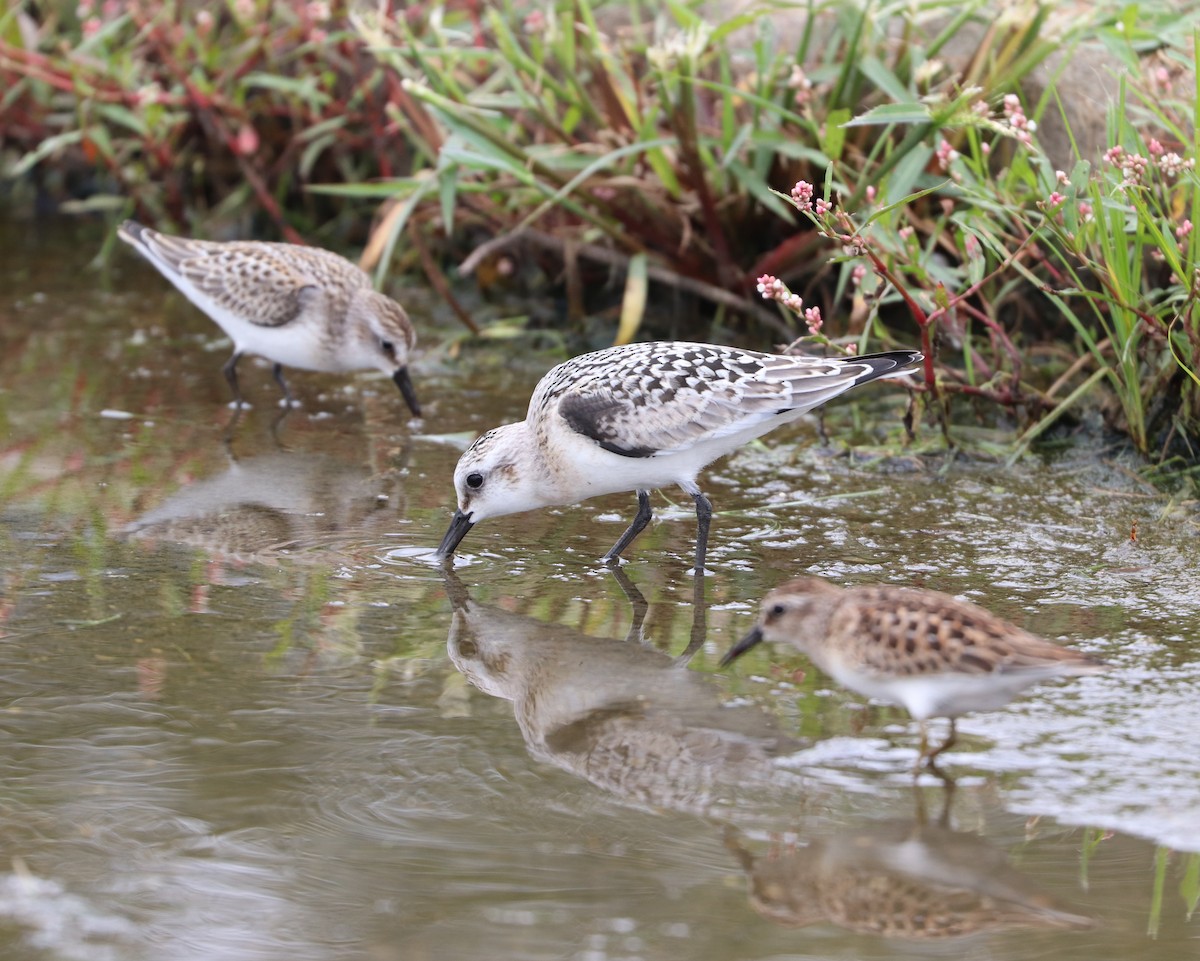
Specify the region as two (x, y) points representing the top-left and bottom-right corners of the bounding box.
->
(855, 241), (939, 399)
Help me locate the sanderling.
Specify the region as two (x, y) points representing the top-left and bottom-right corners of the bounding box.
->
(118, 220), (420, 415)
(720, 577), (1110, 768)
(435, 341), (921, 571)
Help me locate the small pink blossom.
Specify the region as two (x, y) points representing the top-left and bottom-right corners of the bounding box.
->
(82, 16), (101, 35)
(523, 9), (546, 33)
(195, 9), (214, 36)
(1055, 169), (1069, 184)
(814, 198), (832, 216)
(1046, 191), (1067, 207)
(1159, 152), (1193, 178)
(1120, 153), (1149, 186)
(935, 139), (958, 172)
(865, 185), (877, 203)
(1002, 93), (1036, 147)
(235, 123), (260, 156)
(850, 264), (867, 287)
(757, 274), (807, 319)
(1103, 145), (1125, 165)
(844, 343), (858, 355)
(1147, 138), (1165, 156)
(803, 306), (822, 335)
(756, 274), (783, 297)
(1078, 201), (1094, 222)
(790, 180), (814, 211)
(1176, 219), (1193, 240)
(787, 65), (813, 103)
(898, 226), (914, 240)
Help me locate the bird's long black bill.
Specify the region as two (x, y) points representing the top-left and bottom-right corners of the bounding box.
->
(435, 509), (475, 561)
(719, 625), (764, 667)
(393, 366), (422, 417)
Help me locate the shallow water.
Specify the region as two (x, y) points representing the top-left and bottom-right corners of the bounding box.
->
(0, 219), (1197, 960)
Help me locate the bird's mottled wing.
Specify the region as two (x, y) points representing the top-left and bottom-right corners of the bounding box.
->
(838, 587), (1105, 678)
(173, 245), (314, 327)
(548, 343), (897, 457)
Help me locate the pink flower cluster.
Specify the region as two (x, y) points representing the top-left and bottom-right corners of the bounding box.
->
(1002, 94), (1036, 147)
(1102, 143), (1193, 186)
(935, 139), (959, 173)
(787, 65), (813, 104)
(790, 181), (814, 210)
(788, 181), (833, 216)
(756, 274), (824, 335)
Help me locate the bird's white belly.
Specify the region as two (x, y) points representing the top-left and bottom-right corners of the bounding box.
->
(543, 414), (801, 502)
(167, 277), (346, 372)
(828, 666), (1055, 720)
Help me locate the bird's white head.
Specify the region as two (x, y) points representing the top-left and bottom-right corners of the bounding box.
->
(349, 289), (421, 416)
(435, 423), (550, 560)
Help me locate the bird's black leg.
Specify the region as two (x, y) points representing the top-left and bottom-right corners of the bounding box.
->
(692, 491), (713, 575)
(222, 350), (245, 407)
(272, 363), (295, 407)
(606, 564), (649, 645)
(674, 572), (708, 663)
(601, 489), (652, 566)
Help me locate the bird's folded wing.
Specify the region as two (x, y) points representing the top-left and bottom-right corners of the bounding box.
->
(178, 247), (315, 328)
(556, 377), (793, 456)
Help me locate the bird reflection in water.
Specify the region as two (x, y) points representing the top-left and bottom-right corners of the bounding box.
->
(124, 450), (402, 566)
(724, 798), (1095, 938)
(443, 568), (810, 817)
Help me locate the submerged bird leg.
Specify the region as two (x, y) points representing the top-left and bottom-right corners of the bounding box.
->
(607, 564), (649, 645)
(917, 719), (958, 777)
(674, 573), (708, 664)
(691, 491), (713, 575)
(926, 718), (958, 761)
(272, 362), (295, 407)
(222, 350), (246, 407)
(601, 489), (653, 565)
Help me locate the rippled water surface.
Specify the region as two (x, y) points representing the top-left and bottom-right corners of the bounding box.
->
(0, 220), (1197, 960)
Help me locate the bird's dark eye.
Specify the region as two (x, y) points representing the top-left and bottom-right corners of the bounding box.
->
(766, 602), (786, 619)
(466, 472), (484, 490)
(380, 340), (396, 358)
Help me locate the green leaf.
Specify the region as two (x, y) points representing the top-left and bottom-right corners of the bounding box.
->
(299, 134), (338, 181)
(856, 55), (913, 105)
(9, 130), (84, 177)
(843, 102), (935, 127)
(822, 108), (851, 160)
(1181, 854), (1200, 920)
(881, 145), (935, 206)
(239, 72), (331, 107)
(96, 103), (148, 137)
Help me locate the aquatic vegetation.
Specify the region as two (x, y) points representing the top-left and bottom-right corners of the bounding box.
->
(2, 0), (1199, 473)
